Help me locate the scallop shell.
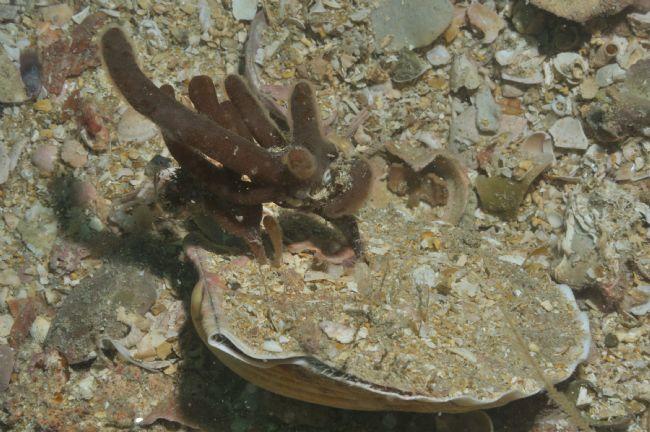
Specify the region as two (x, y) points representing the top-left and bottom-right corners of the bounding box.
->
(188, 186), (591, 412)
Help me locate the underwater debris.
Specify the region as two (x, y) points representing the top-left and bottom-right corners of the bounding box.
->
(101, 27), (372, 262)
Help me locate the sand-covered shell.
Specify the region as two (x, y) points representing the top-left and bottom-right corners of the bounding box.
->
(188, 183), (591, 412)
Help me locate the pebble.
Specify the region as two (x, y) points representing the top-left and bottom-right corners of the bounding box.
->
(475, 86), (501, 134)
(30, 315), (51, 344)
(426, 45), (451, 66)
(0, 45), (28, 103)
(450, 54), (481, 93)
(117, 107), (159, 143)
(549, 117), (589, 150)
(370, 0), (453, 50)
(61, 139), (88, 168)
(31, 143), (58, 174)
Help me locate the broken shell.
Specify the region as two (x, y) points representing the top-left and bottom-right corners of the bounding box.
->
(495, 50), (516, 66)
(552, 52), (588, 85)
(426, 45), (451, 66)
(521, 132), (554, 160)
(595, 63), (626, 88)
(475, 156), (552, 217)
(501, 54), (545, 85)
(466, 2), (505, 44)
(549, 117), (589, 150)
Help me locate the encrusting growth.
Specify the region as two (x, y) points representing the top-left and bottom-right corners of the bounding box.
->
(100, 27), (372, 263)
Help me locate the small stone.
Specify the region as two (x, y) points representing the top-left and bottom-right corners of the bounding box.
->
(61, 139), (88, 168)
(40, 4), (74, 26)
(232, 0), (257, 21)
(475, 86), (501, 134)
(117, 107), (159, 143)
(31, 144), (58, 174)
(426, 45), (451, 66)
(33, 99), (53, 112)
(30, 315), (51, 344)
(450, 54), (481, 93)
(549, 117), (589, 150)
(370, 0), (453, 51)
(0, 46), (28, 103)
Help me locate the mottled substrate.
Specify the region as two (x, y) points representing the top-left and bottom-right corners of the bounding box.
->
(193, 192), (588, 403)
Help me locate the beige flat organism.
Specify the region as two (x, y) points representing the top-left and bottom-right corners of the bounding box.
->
(187, 189), (591, 413)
